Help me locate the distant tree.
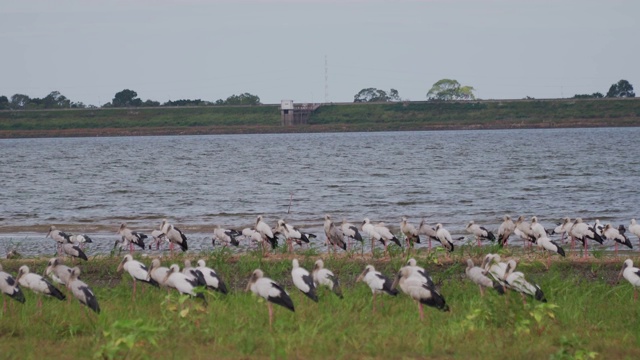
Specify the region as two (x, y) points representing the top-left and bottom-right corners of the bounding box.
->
(10, 94), (30, 109)
(112, 89), (142, 107)
(142, 99), (161, 107)
(42, 91), (71, 108)
(0, 95), (8, 110)
(71, 101), (87, 108)
(427, 79), (476, 101)
(216, 93), (261, 105)
(573, 92), (604, 99)
(606, 80), (635, 98)
(353, 88), (401, 102)
(163, 99), (210, 107)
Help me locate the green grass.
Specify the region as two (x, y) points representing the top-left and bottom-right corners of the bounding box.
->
(1, 250), (639, 359)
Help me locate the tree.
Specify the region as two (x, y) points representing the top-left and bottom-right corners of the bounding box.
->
(42, 91), (71, 108)
(573, 92), (604, 99)
(112, 89), (142, 107)
(216, 93), (261, 106)
(10, 94), (30, 109)
(606, 80), (635, 98)
(353, 88), (401, 102)
(0, 95), (9, 110)
(427, 79), (476, 100)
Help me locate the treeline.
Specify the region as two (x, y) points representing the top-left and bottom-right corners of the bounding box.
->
(0, 89), (262, 110)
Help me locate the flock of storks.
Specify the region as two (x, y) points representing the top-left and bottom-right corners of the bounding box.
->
(1, 215), (640, 325)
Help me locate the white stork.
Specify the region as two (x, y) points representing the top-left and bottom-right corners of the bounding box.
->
(0, 264), (26, 308)
(67, 267), (100, 314)
(62, 243), (88, 261)
(356, 265), (398, 313)
(392, 267), (450, 320)
(182, 260), (206, 287)
(323, 215), (347, 252)
(535, 235), (566, 267)
(514, 216), (536, 249)
(212, 225), (241, 247)
(117, 223), (148, 253)
(312, 259), (343, 299)
(434, 223), (455, 253)
(196, 259), (228, 294)
(402, 258), (435, 288)
(255, 215), (278, 250)
(160, 219), (189, 253)
(629, 219), (640, 245)
(553, 217), (572, 243)
(483, 254), (510, 289)
(603, 223), (632, 256)
(497, 215), (515, 247)
(46, 225), (71, 256)
(246, 269), (295, 328)
(529, 216), (550, 239)
(374, 221), (402, 250)
(291, 259), (318, 302)
(618, 259), (640, 301)
(148, 258), (171, 288)
(45, 258), (73, 287)
(466, 221), (496, 246)
(361, 218), (383, 254)
(400, 217), (421, 248)
(117, 254), (159, 298)
(341, 218), (363, 250)
(69, 234), (93, 250)
(503, 260), (546, 303)
(276, 220), (315, 252)
(241, 228), (264, 248)
(163, 264), (206, 301)
(418, 219), (439, 250)
(570, 218), (604, 258)
(16, 265), (66, 306)
(465, 259), (504, 296)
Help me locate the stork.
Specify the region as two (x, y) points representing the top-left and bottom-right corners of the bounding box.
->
(497, 215), (515, 247)
(196, 259), (228, 294)
(212, 225), (241, 248)
(323, 215), (347, 252)
(246, 269), (294, 328)
(312, 259), (343, 299)
(466, 220), (495, 247)
(392, 267), (450, 320)
(291, 259), (318, 302)
(255, 215), (277, 250)
(503, 260), (546, 303)
(117, 254), (159, 298)
(629, 219), (640, 247)
(117, 223), (148, 253)
(160, 219), (188, 254)
(67, 267), (100, 314)
(46, 225), (71, 256)
(618, 259), (640, 301)
(341, 218), (363, 251)
(0, 264), (26, 309)
(400, 217), (421, 248)
(356, 265), (398, 313)
(16, 265), (66, 307)
(418, 219), (439, 251)
(465, 259), (504, 297)
(434, 223), (455, 253)
(602, 223), (632, 256)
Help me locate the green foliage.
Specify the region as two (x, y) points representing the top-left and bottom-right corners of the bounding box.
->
(551, 335), (599, 360)
(215, 93), (261, 106)
(94, 319), (165, 360)
(573, 93), (604, 99)
(0, 95), (8, 110)
(606, 79), (635, 98)
(427, 79), (476, 100)
(353, 88), (401, 103)
(112, 89), (142, 107)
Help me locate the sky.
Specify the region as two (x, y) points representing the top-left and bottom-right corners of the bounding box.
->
(0, 0), (638, 106)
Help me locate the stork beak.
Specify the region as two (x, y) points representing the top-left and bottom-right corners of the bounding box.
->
(391, 272), (401, 290)
(503, 263), (512, 281)
(116, 259), (125, 272)
(245, 281), (252, 292)
(163, 268), (174, 284)
(356, 268), (367, 282)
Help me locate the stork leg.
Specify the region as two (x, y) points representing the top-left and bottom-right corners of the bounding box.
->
(418, 302), (424, 321)
(133, 280), (137, 300)
(583, 239), (588, 259)
(372, 292), (377, 314)
(477, 237), (481, 247)
(268, 302), (274, 329)
(479, 285), (485, 297)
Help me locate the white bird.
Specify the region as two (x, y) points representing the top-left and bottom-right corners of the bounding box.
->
(16, 265), (66, 306)
(418, 219), (439, 250)
(391, 267), (450, 320)
(163, 264), (206, 301)
(117, 223), (148, 253)
(361, 218), (383, 254)
(503, 260), (546, 303)
(182, 260), (206, 287)
(400, 217), (421, 247)
(0, 263), (25, 306)
(241, 228), (264, 247)
(67, 267), (100, 314)
(312, 259), (343, 299)
(514, 216), (536, 248)
(323, 215), (347, 252)
(618, 259), (640, 301)
(529, 216), (549, 239)
(195, 259), (228, 294)
(497, 215), (515, 247)
(466, 220), (496, 246)
(255, 215), (278, 250)
(553, 217), (572, 243)
(402, 258), (435, 288)
(291, 259), (318, 302)
(341, 218), (363, 249)
(483, 254), (510, 288)
(69, 234), (93, 249)
(117, 254), (159, 297)
(570, 218), (604, 257)
(46, 225), (71, 256)
(212, 225), (241, 247)
(160, 219), (189, 253)
(374, 222), (402, 249)
(630, 219), (640, 246)
(591, 219), (606, 239)
(465, 259), (504, 296)
(45, 258), (73, 286)
(535, 235), (566, 266)
(148, 258), (171, 288)
(356, 265), (398, 313)
(276, 220), (315, 252)
(150, 229), (167, 250)
(62, 243), (88, 261)
(602, 223), (632, 255)
(434, 223), (455, 252)
(246, 269), (295, 328)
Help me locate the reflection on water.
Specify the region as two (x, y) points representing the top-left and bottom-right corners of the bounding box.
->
(1, 128), (639, 256)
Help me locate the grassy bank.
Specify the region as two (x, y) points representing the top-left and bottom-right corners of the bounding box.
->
(1, 246), (639, 359)
(1, 98), (639, 138)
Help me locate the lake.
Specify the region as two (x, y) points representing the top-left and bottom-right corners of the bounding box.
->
(1, 128), (638, 256)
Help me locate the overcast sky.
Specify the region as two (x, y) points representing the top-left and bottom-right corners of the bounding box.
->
(1, 0), (638, 106)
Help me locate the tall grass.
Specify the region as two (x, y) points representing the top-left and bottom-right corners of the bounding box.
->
(1, 250), (639, 359)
